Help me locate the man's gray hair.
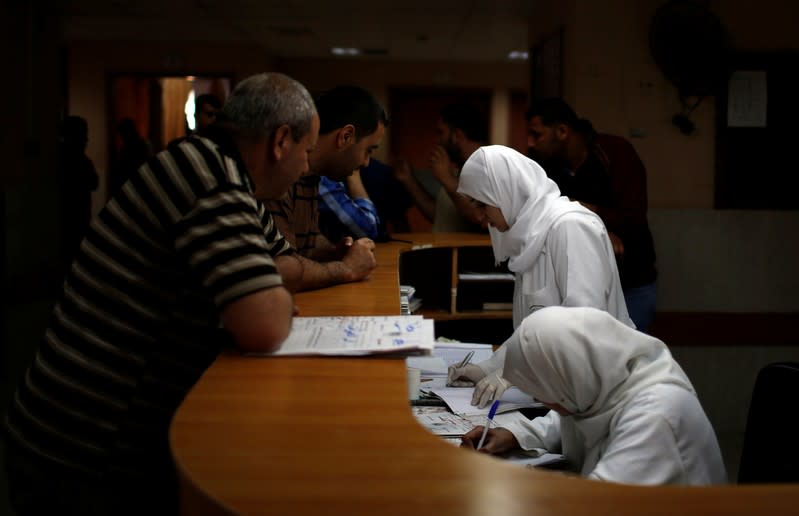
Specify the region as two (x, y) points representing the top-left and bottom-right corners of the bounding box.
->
(221, 73), (316, 142)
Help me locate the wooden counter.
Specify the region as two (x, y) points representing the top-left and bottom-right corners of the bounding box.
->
(170, 233), (799, 515)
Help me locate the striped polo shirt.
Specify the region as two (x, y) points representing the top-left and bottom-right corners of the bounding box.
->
(266, 174), (321, 256)
(4, 129), (291, 480)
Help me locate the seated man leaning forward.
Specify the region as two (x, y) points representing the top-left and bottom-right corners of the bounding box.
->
(267, 85), (388, 291)
(460, 306), (727, 486)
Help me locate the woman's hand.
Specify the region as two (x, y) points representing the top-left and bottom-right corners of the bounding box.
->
(460, 427), (520, 455)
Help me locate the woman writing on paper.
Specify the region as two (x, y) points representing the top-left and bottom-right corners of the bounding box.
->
(461, 306), (727, 486)
(447, 145), (633, 407)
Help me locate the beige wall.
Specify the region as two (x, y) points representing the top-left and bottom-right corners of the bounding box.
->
(573, 0), (715, 208)
(68, 41), (276, 211)
(276, 57), (528, 163)
(529, 0), (799, 209)
(69, 46), (528, 209)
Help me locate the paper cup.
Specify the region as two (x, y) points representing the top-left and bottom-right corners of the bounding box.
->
(407, 367), (421, 400)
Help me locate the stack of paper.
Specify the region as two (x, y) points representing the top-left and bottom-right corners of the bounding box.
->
(399, 285), (422, 315)
(252, 316), (435, 356)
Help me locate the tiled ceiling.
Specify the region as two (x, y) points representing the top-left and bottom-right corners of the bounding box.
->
(61, 0), (534, 62)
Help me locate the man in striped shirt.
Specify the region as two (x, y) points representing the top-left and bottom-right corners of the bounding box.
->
(4, 72), (319, 515)
(267, 85), (387, 291)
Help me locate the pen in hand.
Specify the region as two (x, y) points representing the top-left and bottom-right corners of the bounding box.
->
(476, 399), (500, 450)
(448, 350), (476, 387)
(456, 350), (474, 369)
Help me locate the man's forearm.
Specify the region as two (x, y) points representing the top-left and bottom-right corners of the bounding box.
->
(303, 245), (342, 262)
(297, 256), (359, 291)
(275, 254), (356, 292)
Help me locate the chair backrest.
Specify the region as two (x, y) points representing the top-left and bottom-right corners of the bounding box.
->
(738, 362), (799, 483)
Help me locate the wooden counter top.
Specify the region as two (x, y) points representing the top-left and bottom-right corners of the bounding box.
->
(170, 233), (799, 515)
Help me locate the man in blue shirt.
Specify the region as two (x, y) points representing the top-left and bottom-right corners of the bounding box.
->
(318, 166), (381, 241)
(265, 85), (388, 291)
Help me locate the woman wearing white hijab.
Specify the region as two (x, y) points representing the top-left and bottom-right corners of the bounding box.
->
(461, 306), (726, 485)
(448, 145), (633, 407)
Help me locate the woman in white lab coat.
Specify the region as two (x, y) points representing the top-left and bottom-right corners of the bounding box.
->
(461, 306), (727, 486)
(447, 145), (633, 406)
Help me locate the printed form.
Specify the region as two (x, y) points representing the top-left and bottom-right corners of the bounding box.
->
(255, 316), (435, 356)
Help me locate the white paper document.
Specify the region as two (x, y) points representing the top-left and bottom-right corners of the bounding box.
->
(429, 385), (543, 417)
(406, 342), (494, 376)
(412, 406), (476, 436)
(254, 316), (435, 356)
(502, 449), (566, 469)
(412, 407), (533, 437)
(727, 70), (768, 128)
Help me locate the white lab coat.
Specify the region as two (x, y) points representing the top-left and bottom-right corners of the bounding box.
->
(503, 384), (727, 485)
(478, 211), (634, 373)
(501, 307), (727, 486)
(456, 146), (633, 374)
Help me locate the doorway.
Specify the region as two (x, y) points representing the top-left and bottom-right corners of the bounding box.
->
(106, 74), (231, 200)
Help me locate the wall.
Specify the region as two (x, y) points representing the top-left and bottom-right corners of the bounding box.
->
(68, 48), (528, 209)
(531, 0), (799, 210)
(276, 57), (529, 163)
(650, 210), (799, 313)
(527, 0), (799, 313)
(568, 0), (716, 208)
(68, 41), (276, 212)
(528, 0), (578, 102)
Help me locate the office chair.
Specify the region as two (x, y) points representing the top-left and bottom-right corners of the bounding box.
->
(738, 362), (799, 483)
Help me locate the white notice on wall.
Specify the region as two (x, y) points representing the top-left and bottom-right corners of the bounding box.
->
(727, 70), (767, 128)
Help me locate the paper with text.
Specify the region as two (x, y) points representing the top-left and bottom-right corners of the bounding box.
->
(255, 316), (435, 356)
(429, 385), (543, 417)
(406, 342), (494, 376)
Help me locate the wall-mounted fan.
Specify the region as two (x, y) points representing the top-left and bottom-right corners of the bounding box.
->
(650, 0), (730, 134)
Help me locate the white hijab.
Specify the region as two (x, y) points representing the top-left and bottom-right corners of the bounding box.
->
(457, 145), (595, 272)
(503, 306), (695, 475)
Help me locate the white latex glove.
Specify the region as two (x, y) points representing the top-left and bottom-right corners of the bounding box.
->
(472, 368), (512, 408)
(447, 363), (486, 387)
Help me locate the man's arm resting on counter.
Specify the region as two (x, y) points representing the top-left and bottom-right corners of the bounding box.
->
(275, 253), (362, 292)
(221, 286), (294, 353)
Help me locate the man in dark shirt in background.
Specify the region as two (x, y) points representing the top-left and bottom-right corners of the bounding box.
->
(526, 97), (657, 333)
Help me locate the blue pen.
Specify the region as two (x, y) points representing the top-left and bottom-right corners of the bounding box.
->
(476, 399), (500, 450)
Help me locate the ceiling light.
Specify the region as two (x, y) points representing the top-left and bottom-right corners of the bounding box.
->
(331, 47), (362, 56)
(507, 50), (529, 60)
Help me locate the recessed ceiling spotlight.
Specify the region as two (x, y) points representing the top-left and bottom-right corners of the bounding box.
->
(331, 47), (362, 56)
(507, 50), (529, 60)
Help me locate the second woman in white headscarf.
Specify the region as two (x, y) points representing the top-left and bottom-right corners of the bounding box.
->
(447, 145), (633, 407)
(461, 306), (726, 485)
